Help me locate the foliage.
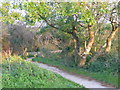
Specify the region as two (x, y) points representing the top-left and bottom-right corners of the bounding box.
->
(0, 2), (22, 24)
(1, 23), (39, 54)
(0, 1), (119, 88)
(15, 1), (118, 66)
(2, 55), (84, 88)
(83, 54), (118, 76)
(0, 2), (118, 66)
(21, 2), (108, 29)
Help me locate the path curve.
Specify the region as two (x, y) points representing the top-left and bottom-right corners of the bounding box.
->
(26, 58), (115, 89)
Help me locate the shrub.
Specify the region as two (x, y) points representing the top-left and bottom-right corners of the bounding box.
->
(83, 53), (118, 76)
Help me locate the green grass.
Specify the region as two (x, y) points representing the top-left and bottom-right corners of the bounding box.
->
(2, 56), (84, 88)
(32, 57), (118, 87)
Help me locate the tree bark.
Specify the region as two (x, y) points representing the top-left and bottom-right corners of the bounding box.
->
(89, 26), (118, 63)
(70, 30), (81, 64)
(105, 25), (118, 52)
(78, 25), (95, 67)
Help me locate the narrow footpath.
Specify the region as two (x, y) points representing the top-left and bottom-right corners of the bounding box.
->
(26, 58), (116, 89)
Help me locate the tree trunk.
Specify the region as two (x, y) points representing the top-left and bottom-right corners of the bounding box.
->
(89, 26), (118, 63)
(78, 25), (95, 67)
(105, 27), (118, 52)
(71, 30), (81, 64)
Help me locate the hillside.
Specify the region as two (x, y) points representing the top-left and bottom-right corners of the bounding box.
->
(2, 56), (84, 88)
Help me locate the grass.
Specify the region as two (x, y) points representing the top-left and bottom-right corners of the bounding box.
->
(32, 57), (118, 87)
(2, 56), (84, 88)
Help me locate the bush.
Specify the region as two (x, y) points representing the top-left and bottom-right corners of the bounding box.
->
(83, 53), (118, 76)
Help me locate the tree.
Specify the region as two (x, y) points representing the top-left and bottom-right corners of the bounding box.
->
(0, 1), (119, 67)
(89, 2), (119, 63)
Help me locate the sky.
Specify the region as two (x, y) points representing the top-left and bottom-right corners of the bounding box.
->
(0, 0), (119, 3)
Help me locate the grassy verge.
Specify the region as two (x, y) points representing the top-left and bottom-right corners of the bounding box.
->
(32, 57), (118, 87)
(2, 56), (84, 88)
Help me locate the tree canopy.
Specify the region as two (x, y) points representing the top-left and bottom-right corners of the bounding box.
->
(0, 1), (119, 67)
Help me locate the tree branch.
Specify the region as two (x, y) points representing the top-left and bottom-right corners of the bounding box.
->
(37, 13), (59, 30)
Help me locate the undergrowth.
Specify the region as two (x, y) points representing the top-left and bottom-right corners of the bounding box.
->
(2, 55), (84, 88)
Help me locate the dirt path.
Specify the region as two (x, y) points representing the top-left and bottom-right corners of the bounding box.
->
(26, 58), (115, 89)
